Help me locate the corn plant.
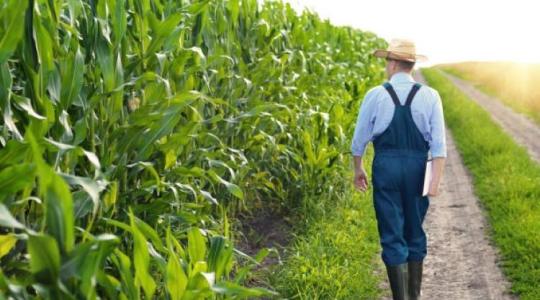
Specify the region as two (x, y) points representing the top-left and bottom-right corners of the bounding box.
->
(0, 0), (386, 298)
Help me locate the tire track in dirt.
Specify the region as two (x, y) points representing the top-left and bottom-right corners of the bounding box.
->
(380, 71), (517, 299)
(440, 70), (540, 164)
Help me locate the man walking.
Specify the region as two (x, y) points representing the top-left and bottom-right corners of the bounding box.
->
(351, 38), (447, 299)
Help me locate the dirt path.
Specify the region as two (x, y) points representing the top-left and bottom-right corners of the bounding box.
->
(382, 71), (516, 299)
(440, 71), (540, 163)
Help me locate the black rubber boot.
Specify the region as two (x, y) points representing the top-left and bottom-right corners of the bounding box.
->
(385, 262), (409, 300)
(408, 260), (423, 300)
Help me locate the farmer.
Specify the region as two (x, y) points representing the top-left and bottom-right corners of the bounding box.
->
(351, 38), (447, 299)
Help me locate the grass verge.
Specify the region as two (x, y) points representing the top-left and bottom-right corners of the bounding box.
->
(255, 144), (384, 299)
(422, 67), (540, 299)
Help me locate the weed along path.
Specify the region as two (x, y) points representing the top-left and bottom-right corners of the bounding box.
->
(440, 71), (540, 163)
(387, 71), (516, 299)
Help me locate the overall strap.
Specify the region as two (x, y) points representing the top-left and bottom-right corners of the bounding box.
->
(405, 83), (422, 106)
(383, 82), (401, 106)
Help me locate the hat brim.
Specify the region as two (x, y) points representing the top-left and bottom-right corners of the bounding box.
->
(373, 49), (428, 62)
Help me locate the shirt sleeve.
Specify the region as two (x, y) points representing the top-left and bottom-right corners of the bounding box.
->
(351, 88), (377, 156)
(429, 90), (447, 158)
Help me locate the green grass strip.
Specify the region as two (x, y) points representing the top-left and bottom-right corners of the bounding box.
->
(264, 145), (384, 299)
(422, 67), (540, 299)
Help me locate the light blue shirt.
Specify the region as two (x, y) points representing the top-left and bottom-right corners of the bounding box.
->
(351, 71), (447, 158)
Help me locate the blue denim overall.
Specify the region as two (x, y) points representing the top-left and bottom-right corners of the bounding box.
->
(372, 82), (430, 266)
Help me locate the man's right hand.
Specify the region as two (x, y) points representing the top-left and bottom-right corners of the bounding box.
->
(354, 168), (369, 192)
(427, 157), (446, 197)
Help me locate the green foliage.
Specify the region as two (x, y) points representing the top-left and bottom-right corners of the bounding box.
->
(423, 68), (540, 300)
(0, 0), (385, 298)
(268, 154), (383, 299)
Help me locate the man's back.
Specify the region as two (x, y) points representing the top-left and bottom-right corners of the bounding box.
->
(351, 71), (447, 159)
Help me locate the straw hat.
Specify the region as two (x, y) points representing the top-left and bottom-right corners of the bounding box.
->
(373, 38), (428, 62)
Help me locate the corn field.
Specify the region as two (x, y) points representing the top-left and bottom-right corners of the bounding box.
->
(0, 0), (386, 298)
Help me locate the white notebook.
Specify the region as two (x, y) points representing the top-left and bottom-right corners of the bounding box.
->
(422, 160), (433, 196)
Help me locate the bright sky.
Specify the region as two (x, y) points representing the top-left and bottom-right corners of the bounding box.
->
(274, 0), (540, 67)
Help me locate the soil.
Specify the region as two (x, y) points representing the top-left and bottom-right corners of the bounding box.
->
(233, 206), (294, 289)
